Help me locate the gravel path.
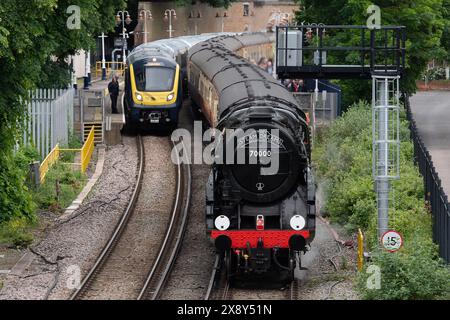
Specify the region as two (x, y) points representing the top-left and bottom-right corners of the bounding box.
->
(295, 218), (359, 300)
(0, 137), (138, 300)
(81, 136), (176, 300)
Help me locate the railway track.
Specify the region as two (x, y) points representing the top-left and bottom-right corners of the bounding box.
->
(205, 255), (299, 301)
(138, 139), (191, 300)
(70, 135), (191, 300)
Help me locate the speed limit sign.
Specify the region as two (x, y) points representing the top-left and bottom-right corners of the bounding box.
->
(381, 230), (403, 252)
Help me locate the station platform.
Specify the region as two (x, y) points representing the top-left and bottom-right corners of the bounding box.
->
(74, 79), (125, 146)
(410, 91), (450, 196)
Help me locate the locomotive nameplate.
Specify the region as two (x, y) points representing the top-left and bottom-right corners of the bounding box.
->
(236, 129), (285, 149)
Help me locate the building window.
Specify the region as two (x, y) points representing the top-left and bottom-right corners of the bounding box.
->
(243, 3), (250, 17)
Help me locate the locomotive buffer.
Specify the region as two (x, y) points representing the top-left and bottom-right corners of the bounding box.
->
(276, 25), (406, 239)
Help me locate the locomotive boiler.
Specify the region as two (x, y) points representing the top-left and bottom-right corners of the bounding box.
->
(188, 34), (316, 280)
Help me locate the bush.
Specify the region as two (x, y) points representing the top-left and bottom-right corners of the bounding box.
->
(0, 217), (34, 248)
(422, 67), (447, 81)
(314, 100), (450, 299)
(33, 162), (86, 213)
(0, 146), (38, 224)
(359, 240), (450, 300)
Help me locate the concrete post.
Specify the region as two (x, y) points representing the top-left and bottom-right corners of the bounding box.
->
(30, 161), (40, 187)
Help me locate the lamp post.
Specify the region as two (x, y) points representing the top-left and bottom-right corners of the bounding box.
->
(164, 9), (177, 38)
(270, 10), (290, 29)
(98, 33), (108, 80)
(116, 10), (132, 67)
(84, 50), (91, 89)
(188, 10), (202, 35)
(215, 11), (228, 33)
(139, 9), (153, 43)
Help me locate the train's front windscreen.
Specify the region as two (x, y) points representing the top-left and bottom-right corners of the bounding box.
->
(135, 66), (175, 92)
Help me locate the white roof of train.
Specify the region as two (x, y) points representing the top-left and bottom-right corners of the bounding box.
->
(128, 33), (236, 64)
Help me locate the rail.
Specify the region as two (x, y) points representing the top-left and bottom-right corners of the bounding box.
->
(39, 127), (95, 184)
(405, 96), (450, 263)
(205, 254), (298, 300)
(81, 126), (95, 173)
(95, 61), (125, 78)
(138, 138), (192, 300)
(71, 136), (191, 300)
(59, 126), (96, 174)
(39, 144), (60, 184)
(204, 255), (222, 300)
(70, 135), (145, 300)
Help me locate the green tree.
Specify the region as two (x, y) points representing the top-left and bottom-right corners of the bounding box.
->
(441, 0), (450, 61)
(295, 0), (447, 106)
(0, 0), (124, 222)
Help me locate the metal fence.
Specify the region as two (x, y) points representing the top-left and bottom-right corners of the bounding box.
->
(405, 96), (450, 263)
(23, 89), (74, 160)
(293, 92), (339, 126)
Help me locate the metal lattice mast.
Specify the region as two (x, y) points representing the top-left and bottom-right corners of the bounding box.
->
(372, 75), (400, 239)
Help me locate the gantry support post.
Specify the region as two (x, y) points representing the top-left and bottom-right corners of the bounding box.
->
(372, 75), (400, 239)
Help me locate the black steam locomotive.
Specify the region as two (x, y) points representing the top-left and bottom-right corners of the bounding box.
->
(188, 34), (316, 280)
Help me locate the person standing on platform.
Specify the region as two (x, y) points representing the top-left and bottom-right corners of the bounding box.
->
(108, 75), (120, 114)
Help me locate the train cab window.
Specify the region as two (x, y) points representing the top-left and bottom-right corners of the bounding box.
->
(135, 66), (175, 92)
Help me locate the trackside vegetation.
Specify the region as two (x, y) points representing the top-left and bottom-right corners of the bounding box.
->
(0, 0), (124, 244)
(0, 137), (87, 248)
(0, 0), (236, 249)
(313, 101), (450, 299)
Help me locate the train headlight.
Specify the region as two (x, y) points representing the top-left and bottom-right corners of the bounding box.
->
(167, 93), (174, 101)
(136, 93), (143, 101)
(215, 215), (230, 231)
(290, 215), (306, 231)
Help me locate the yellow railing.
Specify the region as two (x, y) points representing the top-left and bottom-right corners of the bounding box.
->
(95, 61), (125, 78)
(81, 127), (95, 173)
(60, 127), (96, 173)
(40, 144), (60, 184)
(39, 127), (96, 184)
(358, 229), (364, 271)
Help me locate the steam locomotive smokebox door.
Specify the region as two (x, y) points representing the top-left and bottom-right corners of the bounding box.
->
(229, 126), (301, 204)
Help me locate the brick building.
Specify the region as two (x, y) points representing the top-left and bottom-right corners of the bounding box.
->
(134, 0), (298, 44)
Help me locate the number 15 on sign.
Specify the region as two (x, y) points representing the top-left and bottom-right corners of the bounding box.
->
(381, 230), (403, 252)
